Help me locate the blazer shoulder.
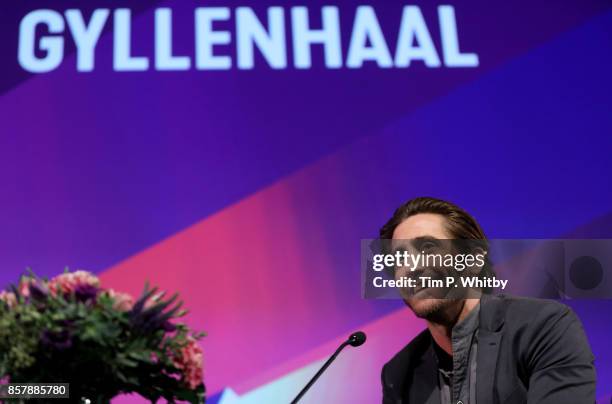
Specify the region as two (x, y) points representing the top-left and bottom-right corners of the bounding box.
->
(383, 329), (431, 377)
(500, 295), (571, 319)
(493, 294), (577, 337)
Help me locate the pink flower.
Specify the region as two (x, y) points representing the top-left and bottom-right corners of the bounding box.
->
(172, 337), (204, 389)
(49, 271), (100, 296)
(0, 291), (17, 308)
(18, 277), (36, 297)
(104, 289), (134, 311)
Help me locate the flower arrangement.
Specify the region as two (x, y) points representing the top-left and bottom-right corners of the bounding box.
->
(0, 270), (205, 403)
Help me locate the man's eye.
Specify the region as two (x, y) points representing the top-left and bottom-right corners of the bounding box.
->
(421, 241), (436, 251)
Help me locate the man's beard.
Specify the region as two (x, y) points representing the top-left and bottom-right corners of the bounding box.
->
(405, 297), (463, 324)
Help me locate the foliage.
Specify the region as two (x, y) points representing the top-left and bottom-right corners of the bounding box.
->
(0, 270), (205, 403)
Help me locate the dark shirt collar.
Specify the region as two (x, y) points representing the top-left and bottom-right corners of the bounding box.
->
(453, 302), (480, 339)
(431, 302), (480, 370)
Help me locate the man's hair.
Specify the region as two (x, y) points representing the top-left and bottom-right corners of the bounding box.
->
(380, 196), (495, 292)
(380, 196), (486, 240)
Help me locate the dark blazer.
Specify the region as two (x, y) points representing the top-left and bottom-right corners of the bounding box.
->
(381, 294), (596, 404)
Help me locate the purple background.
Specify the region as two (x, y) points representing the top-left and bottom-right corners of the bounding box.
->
(1, 1), (611, 401)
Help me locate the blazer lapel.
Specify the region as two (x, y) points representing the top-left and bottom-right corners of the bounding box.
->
(477, 329), (502, 402)
(476, 294), (506, 403)
(409, 345), (441, 404)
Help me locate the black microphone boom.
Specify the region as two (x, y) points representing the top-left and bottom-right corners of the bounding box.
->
(347, 331), (366, 347)
(290, 331), (367, 404)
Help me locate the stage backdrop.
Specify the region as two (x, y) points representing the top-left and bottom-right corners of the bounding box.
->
(1, 1), (611, 402)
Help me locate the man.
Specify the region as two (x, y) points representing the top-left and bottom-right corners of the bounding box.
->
(380, 197), (596, 404)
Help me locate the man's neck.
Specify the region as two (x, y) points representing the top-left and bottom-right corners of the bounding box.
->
(427, 298), (480, 355)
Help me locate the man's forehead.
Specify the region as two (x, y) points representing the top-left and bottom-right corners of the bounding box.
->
(391, 213), (450, 239)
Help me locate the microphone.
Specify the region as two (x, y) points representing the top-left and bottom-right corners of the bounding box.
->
(347, 331), (366, 347)
(290, 331), (366, 404)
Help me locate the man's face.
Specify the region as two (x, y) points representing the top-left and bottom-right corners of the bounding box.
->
(392, 213), (461, 319)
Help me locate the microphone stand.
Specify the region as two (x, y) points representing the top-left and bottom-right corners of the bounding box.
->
(290, 341), (350, 404)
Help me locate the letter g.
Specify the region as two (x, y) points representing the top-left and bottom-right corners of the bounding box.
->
(18, 10), (65, 73)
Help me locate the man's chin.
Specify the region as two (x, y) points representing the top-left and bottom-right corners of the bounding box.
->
(404, 297), (450, 319)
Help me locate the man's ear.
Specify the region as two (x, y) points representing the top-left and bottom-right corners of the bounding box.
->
(472, 246), (487, 261)
(470, 246), (488, 275)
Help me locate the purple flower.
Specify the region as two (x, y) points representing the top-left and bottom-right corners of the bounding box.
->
(162, 321), (177, 332)
(29, 281), (49, 302)
(74, 283), (99, 303)
(41, 329), (73, 351)
(129, 286), (182, 334)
